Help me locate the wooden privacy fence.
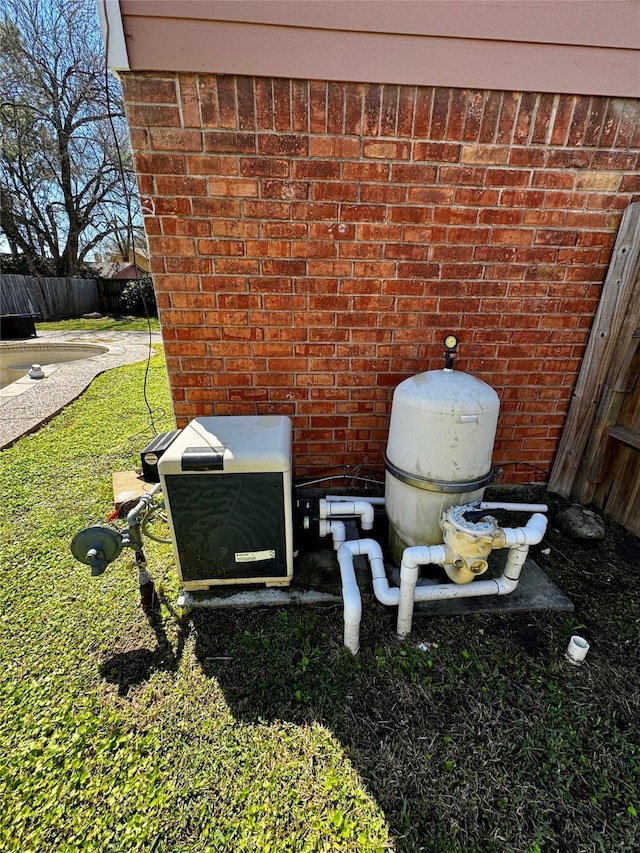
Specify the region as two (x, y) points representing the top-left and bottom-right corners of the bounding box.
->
(0, 275), (128, 320)
(549, 202), (640, 536)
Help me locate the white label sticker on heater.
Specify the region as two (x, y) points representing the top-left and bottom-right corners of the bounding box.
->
(235, 549), (276, 563)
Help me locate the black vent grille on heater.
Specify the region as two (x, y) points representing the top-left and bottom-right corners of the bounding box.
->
(164, 472), (287, 581)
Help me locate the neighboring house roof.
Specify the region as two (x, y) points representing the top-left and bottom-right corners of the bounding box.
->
(91, 260), (147, 279)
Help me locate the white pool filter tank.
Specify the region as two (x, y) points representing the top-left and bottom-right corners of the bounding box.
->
(384, 342), (500, 565)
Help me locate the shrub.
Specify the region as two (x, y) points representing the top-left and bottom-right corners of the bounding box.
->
(119, 275), (157, 317)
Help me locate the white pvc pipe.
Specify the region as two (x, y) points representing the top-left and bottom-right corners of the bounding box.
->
(318, 518), (346, 549)
(333, 512), (549, 652)
(497, 513), (548, 547)
(320, 498), (375, 531)
(481, 501), (548, 513)
(566, 635), (590, 665)
(325, 497), (548, 514)
(336, 540), (368, 654)
(396, 514), (548, 638)
(325, 495), (386, 506)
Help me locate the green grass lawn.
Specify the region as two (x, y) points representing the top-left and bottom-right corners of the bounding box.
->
(1, 353), (638, 852)
(36, 316), (161, 333)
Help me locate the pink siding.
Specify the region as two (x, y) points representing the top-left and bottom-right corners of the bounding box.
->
(118, 1), (640, 97)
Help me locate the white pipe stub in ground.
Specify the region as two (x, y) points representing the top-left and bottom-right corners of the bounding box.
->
(566, 635), (590, 665)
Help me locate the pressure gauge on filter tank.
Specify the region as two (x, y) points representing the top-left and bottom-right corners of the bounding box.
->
(443, 334), (459, 369)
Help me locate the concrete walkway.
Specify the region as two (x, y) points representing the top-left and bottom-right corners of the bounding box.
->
(0, 329), (163, 449)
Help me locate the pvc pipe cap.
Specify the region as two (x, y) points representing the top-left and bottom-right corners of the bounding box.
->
(566, 635), (590, 665)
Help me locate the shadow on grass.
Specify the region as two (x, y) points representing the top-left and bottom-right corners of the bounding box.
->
(97, 521), (640, 852)
(100, 608), (189, 698)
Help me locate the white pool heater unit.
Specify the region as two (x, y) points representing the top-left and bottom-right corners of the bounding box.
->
(158, 415), (294, 590)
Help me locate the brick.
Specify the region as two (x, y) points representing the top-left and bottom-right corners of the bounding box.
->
(204, 132), (255, 153)
(361, 184), (406, 204)
(620, 174), (640, 193)
(309, 80), (327, 133)
(161, 217), (210, 237)
(326, 82), (345, 134)
(214, 258), (259, 274)
(147, 235), (195, 256)
(292, 79), (309, 132)
(341, 204), (386, 222)
(403, 225), (446, 242)
(441, 263), (483, 279)
(292, 241), (337, 259)
(439, 166), (484, 186)
(478, 91), (502, 143)
(414, 142), (460, 162)
(258, 134), (308, 156)
(567, 95), (592, 146)
(412, 86), (433, 137)
(153, 196), (192, 216)
(513, 92), (537, 144)
(179, 75), (200, 126)
(149, 128), (203, 151)
(427, 86), (449, 140)
(216, 77), (237, 128)
(207, 178), (258, 198)
(397, 86), (415, 137)
(384, 243), (429, 260)
(262, 259), (307, 276)
(191, 198), (241, 217)
(496, 92), (519, 143)
(197, 239), (245, 256)
(128, 127), (149, 150)
(123, 76), (177, 104)
(392, 164), (438, 183)
(136, 153), (186, 175)
(615, 99), (640, 147)
(509, 148), (546, 168)
(499, 189), (545, 208)
(127, 104), (180, 128)
(485, 169), (530, 187)
(583, 96), (609, 147)
(310, 137), (360, 158)
(312, 182), (358, 202)
(186, 154), (237, 176)
(155, 176), (206, 196)
(254, 78), (274, 128)
(435, 207), (478, 225)
(447, 226), (491, 244)
(211, 220), (259, 237)
(244, 201), (290, 219)
(534, 230), (578, 246)
(236, 76), (256, 130)
(273, 79), (291, 131)
(293, 160), (340, 179)
(262, 180), (309, 200)
(575, 172), (621, 191)
(240, 157), (288, 178)
(445, 89), (467, 140)
(546, 149), (591, 169)
(461, 145), (509, 165)
(363, 141), (410, 159)
(463, 91), (485, 141)
(245, 239), (291, 257)
(453, 188), (498, 206)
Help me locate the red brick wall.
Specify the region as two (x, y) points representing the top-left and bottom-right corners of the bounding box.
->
(121, 74), (640, 480)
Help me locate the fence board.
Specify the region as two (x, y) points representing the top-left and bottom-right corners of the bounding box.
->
(549, 202), (640, 498)
(0, 275), (102, 320)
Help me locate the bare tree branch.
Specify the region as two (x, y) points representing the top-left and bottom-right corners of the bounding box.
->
(0, 0), (144, 275)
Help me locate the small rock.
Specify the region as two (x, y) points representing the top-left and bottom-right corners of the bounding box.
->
(555, 504), (606, 541)
(82, 312), (103, 319)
